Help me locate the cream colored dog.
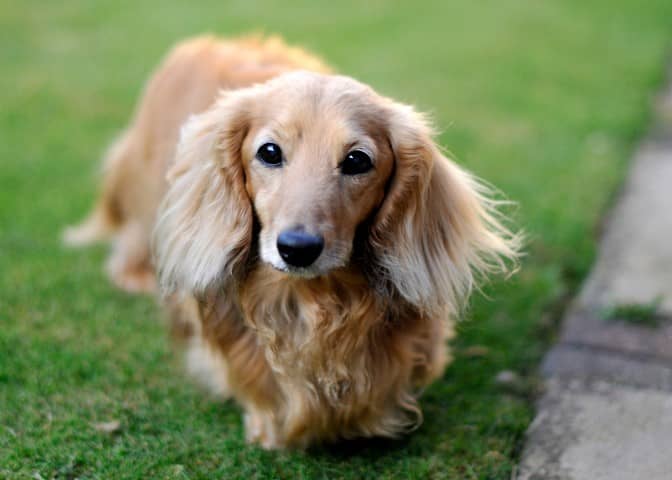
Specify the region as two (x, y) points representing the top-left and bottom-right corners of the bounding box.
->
(66, 35), (519, 449)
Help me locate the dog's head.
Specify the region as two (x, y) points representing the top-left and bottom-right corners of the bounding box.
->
(155, 71), (519, 314)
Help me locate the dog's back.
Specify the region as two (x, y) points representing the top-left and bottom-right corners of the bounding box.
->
(63, 35), (331, 292)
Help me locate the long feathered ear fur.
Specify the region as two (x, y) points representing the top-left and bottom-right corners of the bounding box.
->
(369, 103), (521, 317)
(153, 92), (253, 295)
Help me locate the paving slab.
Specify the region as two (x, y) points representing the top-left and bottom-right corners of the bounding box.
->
(517, 71), (672, 479)
(578, 144), (672, 314)
(518, 380), (672, 480)
(559, 308), (672, 364)
(542, 344), (672, 391)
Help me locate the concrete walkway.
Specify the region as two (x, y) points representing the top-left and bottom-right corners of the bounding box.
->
(517, 73), (672, 479)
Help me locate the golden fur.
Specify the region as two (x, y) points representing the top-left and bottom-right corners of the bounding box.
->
(65, 35), (520, 449)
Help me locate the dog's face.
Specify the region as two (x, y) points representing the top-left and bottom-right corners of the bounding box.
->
(239, 74), (394, 276)
(156, 70), (517, 314)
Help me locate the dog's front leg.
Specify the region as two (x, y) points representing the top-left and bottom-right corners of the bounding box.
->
(243, 407), (282, 449)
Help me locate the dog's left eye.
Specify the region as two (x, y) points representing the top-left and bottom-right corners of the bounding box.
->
(256, 142), (283, 167)
(340, 150), (373, 175)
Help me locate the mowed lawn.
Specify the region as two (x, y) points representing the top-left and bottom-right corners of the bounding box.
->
(1, 1), (671, 478)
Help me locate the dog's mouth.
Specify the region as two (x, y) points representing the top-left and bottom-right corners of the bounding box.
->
(268, 261), (323, 279)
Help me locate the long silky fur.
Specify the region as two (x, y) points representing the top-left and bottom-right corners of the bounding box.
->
(369, 103), (521, 318)
(73, 35), (521, 450)
(154, 84), (519, 449)
(153, 94), (254, 295)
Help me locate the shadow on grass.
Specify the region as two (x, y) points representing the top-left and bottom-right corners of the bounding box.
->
(308, 435), (412, 461)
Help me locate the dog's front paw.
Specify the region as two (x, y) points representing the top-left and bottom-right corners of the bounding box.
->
(244, 411), (282, 450)
(109, 267), (156, 294)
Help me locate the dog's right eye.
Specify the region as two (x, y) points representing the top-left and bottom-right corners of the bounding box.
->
(256, 143), (283, 167)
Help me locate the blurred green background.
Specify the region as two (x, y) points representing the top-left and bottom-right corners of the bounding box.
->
(1, 1), (671, 478)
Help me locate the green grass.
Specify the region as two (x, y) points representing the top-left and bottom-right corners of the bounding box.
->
(1, 1), (671, 478)
(602, 297), (664, 327)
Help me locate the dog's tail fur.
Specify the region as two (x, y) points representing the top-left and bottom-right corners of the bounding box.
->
(62, 131), (130, 246)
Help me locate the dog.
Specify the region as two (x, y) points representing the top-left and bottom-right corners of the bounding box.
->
(65, 35), (519, 449)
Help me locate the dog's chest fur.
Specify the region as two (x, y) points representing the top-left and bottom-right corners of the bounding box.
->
(240, 266), (384, 402)
(195, 263), (447, 445)
(236, 265), (436, 443)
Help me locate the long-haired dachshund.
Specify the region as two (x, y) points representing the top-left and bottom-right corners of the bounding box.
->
(65, 35), (520, 449)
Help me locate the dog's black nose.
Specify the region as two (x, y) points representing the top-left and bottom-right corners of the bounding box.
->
(276, 229), (324, 268)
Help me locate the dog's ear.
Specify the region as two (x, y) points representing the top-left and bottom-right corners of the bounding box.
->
(369, 103), (521, 316)
(154, 91), (253, 295)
